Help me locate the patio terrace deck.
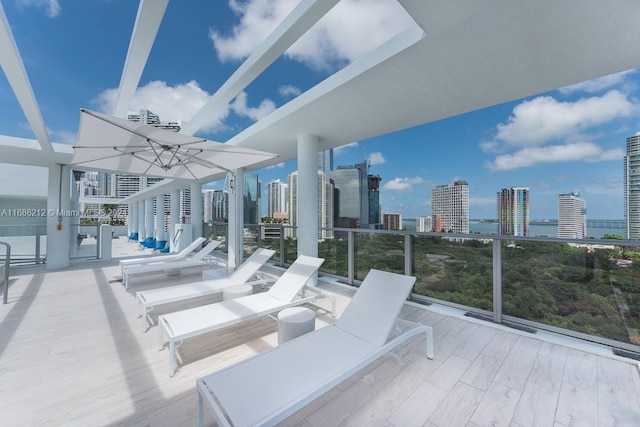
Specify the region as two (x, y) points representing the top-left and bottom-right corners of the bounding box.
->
(1, 239), (639, 426)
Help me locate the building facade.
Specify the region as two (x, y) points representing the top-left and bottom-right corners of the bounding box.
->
(266, 179), (288, 218)
(431, 180), (469, 233)
(625, 133), (640, 239)
(330, 161), (369, 227)
(383, 212), (402, 230)
(244, 173), (261, 225)
(497, 187), (530, 236)
(368, 175), (382, 228)
(558, 192), (587, 239)
(416, 216), (432, 232)
(288, 170), (333, 239)
(211, 190), (228, 223)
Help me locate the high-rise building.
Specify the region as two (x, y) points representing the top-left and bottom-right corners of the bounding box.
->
(625, 133), (640, 239)
(244, 173), (261, 225)
(318, 149), (334, 181)
(211, 190), (229, 223)
(368, 174), (382, 228)
(416, 216), (432, 232)
(267, 179), (288, 218)
(558, 192), (587, 239)
(330, 161), (368, 227)
(431, 180), (469, 233)
(497, 187), (529, 236)
(383, 212), (402, 230)
(288, 170), (333, 239)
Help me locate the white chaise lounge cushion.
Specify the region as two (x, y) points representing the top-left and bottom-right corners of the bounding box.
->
(336, 269), (413, 346)
(196, 269), (424, 427)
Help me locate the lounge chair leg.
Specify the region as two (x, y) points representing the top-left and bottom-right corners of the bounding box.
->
(197, 391), (204, 427)
(158, 324), (164, 351)
(425, 325), (434, 360)
(169, 340), (176, 377)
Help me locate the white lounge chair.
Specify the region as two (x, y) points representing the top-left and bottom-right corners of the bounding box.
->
(158, 255), (332, 376)
(119, 237), (207, 276)
(196, 269), (434, 427)
(136, 248), (276, 331)
(122, 239), (221, 289)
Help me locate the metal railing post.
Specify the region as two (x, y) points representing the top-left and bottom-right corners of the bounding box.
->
(404, 234), (412, 277)
(35, 228), (42, 264)
(279, 225), (285, 267)
(492, 239), (502, 323)
(257, 224), (262, 248)
(1, 241), (10, 304)
(348, 231), (354, 284)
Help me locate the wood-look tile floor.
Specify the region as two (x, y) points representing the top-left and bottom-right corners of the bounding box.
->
(1, 243), (639, 426)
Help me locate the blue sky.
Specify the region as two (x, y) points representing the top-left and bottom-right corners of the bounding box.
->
(1, 0), (639, 220)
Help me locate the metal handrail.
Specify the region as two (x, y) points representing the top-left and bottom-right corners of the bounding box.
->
(0, 241), (10, 304)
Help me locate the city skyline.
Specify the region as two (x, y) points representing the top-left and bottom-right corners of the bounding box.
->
(1, 1), (638, 220)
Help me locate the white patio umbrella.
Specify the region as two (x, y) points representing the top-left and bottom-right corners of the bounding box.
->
(71, 109), (277, 180)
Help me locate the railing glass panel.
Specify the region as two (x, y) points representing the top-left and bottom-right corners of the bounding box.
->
(353, 232), (404, 280)
(317, 235), (349, 277)
(412, 235), (494, 311)
(0, 225), (46, 265)
(502, 239), (640, 346)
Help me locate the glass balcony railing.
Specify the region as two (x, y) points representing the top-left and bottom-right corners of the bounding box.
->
(246, 224), (640, 355)
(0, 224), (46, 265)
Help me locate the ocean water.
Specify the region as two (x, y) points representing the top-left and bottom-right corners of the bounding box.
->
(402, 219), (625, 239)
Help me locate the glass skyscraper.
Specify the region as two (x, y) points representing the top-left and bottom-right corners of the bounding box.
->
(497, 187), (529, 236)
(625, 134), (640, 239)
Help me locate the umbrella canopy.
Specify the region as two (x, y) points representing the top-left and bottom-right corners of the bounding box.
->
(71, 109), (278, 180)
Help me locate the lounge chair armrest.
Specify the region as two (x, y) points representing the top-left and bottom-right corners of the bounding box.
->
(298, 287), (336, 317)
(395, 319), (433, 360)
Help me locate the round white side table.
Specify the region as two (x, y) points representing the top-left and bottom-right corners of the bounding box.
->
(277, 307), (315, 344)
(223, 284), (252, 301)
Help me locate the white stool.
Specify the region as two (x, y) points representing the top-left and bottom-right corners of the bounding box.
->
(223, 284), (252, 301)
(277, 307), (315, 344)
(164, 268), (181, 276)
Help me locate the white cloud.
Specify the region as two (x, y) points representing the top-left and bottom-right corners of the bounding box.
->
(486, 90), (637, 150)
(333, 141), (358, 156)
(17, 0), (60, 18)
(382, 176), (424, 192)
(210, 0), (414, 70)
(278, 84), (301, 98)
(49, 128), (76, 145)
(230, 92), (276, 121)
(94, 81), (276, 133)
(367, 152), (386, 166)
(487, 142), (624, 171)
(95, 80), (225, 132)
(558, 70), (636, 94)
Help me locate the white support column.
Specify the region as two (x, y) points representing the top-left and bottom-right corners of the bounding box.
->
(145, 198), (154, 243)
(46, 165), (71, 270)
(155, 195), (165, 243)
(190, 182), (203, 242)
(129, 202), (138, 239)
(137, 200), (145, 243)
(227, 169), (244, 269)
(297, 134), (319, 259)
(170, 189), (180, 245)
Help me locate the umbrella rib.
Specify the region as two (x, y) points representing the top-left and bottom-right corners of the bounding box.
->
(69, 149), (146, 165)
(180, 162), (199, 180)
(146, 139), (169, 169)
